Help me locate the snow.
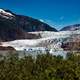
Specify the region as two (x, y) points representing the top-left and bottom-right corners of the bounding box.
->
(0, 9), (14, 19)
(39, 19), (44, 22)
(0, 9), (13, 16)
(1, 40), (41, 50)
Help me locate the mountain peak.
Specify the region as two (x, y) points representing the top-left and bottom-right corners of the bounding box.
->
(0, 9), (14, 19)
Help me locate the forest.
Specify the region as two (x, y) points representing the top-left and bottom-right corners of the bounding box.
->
(0, 52), (80, 80)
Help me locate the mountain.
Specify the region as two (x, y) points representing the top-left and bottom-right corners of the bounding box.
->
(60, 24), (80, 31)
(0, 9), (57, 41)
(0, 9), (80, 56)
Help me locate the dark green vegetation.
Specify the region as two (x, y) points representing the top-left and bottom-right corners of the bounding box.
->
(0, 52), (80, 80)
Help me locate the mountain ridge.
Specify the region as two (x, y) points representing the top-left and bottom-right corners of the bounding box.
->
(60, 24), (80, 31)
(0, 9), (57, 41)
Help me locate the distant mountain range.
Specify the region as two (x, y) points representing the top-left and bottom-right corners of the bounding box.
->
(60, 24), (80, 31)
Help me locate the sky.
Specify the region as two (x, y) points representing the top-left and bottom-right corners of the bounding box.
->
(0, 0), (80, 30)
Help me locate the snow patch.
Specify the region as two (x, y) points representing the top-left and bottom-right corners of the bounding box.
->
(0, 9), (13, 16)
(0, 9), (14, 19)
(39, 19), (44, 22)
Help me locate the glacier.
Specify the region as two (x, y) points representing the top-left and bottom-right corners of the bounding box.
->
(1, 30), (80, 58)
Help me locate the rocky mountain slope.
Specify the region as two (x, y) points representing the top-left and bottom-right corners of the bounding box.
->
(0, 9), (57, 41)
(60, 24), (80, 31)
